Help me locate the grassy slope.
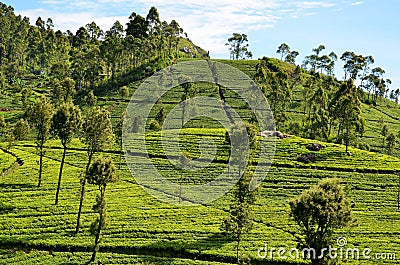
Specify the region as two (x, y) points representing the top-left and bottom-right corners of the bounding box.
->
(215, 59), (400, 156)
(1, 58), (400, 264)
(1, 130), (400, 264)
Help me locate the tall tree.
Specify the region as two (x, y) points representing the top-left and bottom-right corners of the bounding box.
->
(76, 107), (113, 234)
(102, 21), (124, 89)
(223, 122), (259, 263)
(226, 33), (252, 60)
(381, 124), (389, 150)
(386, 133), (396, 155)
(27, 96), (54, 187)
(126, 12), (148, 39)
(307, 85), (330, 140)
(285, 50), (300, 65)
(87, 156), (119, 263)
(178, 74), (197, 127)
(114, 111), (125, 169)
(290, 178), (353, 265)
(329, 79), (364, 152)
(51, 101), (83, 205)
(276, 43), (290, 61)
(13, 118), (30, 141)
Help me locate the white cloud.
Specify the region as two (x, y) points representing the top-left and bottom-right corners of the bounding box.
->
(18, 0), (341, 56)
(19, 8), (128, 33)
(296, 2), (336, 9)
(351, 1), (364, 6)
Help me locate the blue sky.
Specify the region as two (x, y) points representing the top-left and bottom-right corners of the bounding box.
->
(4, 0), (400, 88)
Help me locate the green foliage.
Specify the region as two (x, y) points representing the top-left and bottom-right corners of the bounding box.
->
(255, 60), (292, 128)
(81, 106), (114, 163)
(21, 87), (32, 106)
(223, 169), (258, 264)
(290, 178), (353, 265)
(83, 90), (98, 106)
(27, 95), (54, 187)
(76, 106), (114, 233)
(155, 107), (166, 126)
(119, 85), (130, 99)
(277, 43), (299, 65)
(51, 101), (83, 147)
(51, 101), (83, 204)
(12, 118), (30, 141)
(86, 156), (118, 263)
(386, 132), (396, 155)
(329, 80), (364, 152)
(226, 33), (252, 60)
(0, 115), (7, 135)
(87, 156), (119, 187)
(149, 119), (161, 131)
(59, 77), (76, 102)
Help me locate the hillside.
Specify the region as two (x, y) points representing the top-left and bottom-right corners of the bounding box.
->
(1, 2), (400, 264)
(1, 127), (400, 264)
(217, 58), (400, 156)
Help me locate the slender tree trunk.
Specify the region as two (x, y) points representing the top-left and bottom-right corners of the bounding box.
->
(397, 174), (400, 211)
(90, 187), (106, 263)
(55, 145), (67, 205)
(38, 145), (44, 188)
(76, 152), (94, 234)
(328, 120), (333, 140)
(181, 101), (186, 128)
(119, 141), (122, 170)
(236, 232), (241, 264)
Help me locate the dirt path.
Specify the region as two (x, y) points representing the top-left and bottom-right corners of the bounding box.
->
(0, 148), (24, 177)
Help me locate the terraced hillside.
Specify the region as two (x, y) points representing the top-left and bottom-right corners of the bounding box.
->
(215, 59), (400, 156)
(1, 56), (400, 264)
(1, 128), (400, 264)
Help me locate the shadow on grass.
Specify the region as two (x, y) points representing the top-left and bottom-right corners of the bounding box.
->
(0, 183), (36, 190)
(0, 233), (305, 264)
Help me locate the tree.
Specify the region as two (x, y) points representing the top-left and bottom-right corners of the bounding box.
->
(27, 96), (54, 187)
(83, 90), (97, 106)
(119, 86), (129, 100)
(51, 101), (83, 205)
(307, 86), (330, 140)
(276, 43), (290, 61)
(289, 178), (353, 265)
(126, 12), (148, 39)
(329, 79), (364, 152)
(226, 33), (252, 60)
(114, 111), (125, 169)
(304, 45), (338, 75)
(102, 21), (124, 89)
(59, 77), (76, 102)
(304, 45), (325, 72)
(276, 43), (299, 64)
(340, 51), (366, 81)
(223, 169), (258, 264)
(178, 74), (196, 127)
(87, 156), (118, 263)
(76, 107), (113, 234)
(255, 60), (292, 129)
(155, 107), (166, 126)
(386, 133), (396, 155)
(131, 116), (143, 133)
(0, 115), (6, 137)
(21, 87), (32, 106)
(223, 122), (259, 263)
(13, 119), (30, 141)
(381, 124), (389, 150)
(285, 50), (299, 65)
